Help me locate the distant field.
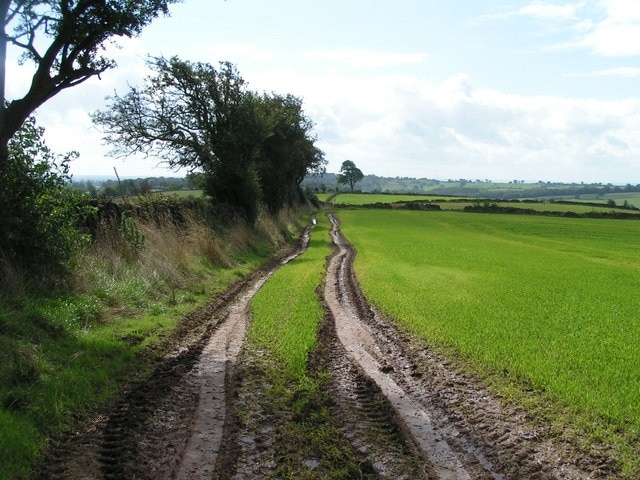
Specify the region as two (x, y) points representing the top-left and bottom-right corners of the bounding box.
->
(549, 192), (640, 207)
(325, 192), (640, 216)
(315, 193), (333, 202)
(338, 210), (640, 437)
(329, 193), (461, 204)
(437, 201), (640, 214)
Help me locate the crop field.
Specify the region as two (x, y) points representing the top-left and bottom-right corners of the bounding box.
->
(437, 200), (640, 215)
(325, 193), (640, 217)
(329, 193), (462, 205)
(337, 209), (640, 433)
(315, 193), (334, 203)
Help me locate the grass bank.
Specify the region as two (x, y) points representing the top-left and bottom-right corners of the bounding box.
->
(0, 207), (308, 480)
(338, 209), (640, 477)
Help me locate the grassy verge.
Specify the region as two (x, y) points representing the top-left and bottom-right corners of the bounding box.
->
(246, 214), (361, 478)
(0, 208), (305, 480)
(338, 209), (640, 477)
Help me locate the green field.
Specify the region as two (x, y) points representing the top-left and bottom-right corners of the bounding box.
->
(247, 216), (363, 478)
(329, 193), (457, 205)
(327, 192), (640, 217)
(337, 209), (640, 463)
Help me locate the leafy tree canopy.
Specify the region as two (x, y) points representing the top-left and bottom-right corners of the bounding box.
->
(337, 160), (364, 192)
(0, 116), (93, 284)
(0, 0), (180, 164)
(93, 56), (325, 221)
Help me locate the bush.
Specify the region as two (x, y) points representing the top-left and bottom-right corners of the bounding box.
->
(0, 117), (94, 287)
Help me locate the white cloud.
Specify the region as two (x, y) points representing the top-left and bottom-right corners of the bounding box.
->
(476, 1), (585, 22)
(566, 0), (640, 56)
(480, 1), (640, 58)
(292, 70), (640, 183)
(302, 48), (426, 69)
(519, 1), (586, 20)
(10, 20), (640, 183)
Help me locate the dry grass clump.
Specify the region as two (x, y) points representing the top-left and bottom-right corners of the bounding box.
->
(71, 210), (234, 306)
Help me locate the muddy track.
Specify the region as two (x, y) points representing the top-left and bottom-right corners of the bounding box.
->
(323, 214), (614, 479)
(34, 230), (311, 480)
(35, 217), (617, 479)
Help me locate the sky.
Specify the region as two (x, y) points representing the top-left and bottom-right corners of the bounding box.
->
(7, 0), (640, 183)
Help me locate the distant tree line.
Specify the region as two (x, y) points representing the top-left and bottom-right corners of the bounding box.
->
(302, 173), (640, 199)
(71, 176), (198, 198)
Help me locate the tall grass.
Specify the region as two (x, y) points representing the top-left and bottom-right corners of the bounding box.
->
(0, 206), (308, 479)
(338, 209), (640, 475)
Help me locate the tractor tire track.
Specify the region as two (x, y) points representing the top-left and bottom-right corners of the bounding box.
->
(323, 213), (608, 479)
(34, 216), (619, 479)
(35, 229), (312, 480)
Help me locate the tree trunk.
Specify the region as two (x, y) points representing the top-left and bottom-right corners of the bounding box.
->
(0, 0), (10, 169)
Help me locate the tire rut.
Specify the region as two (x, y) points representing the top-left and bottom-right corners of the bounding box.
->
(34, 216), (619, 479)
(324, 213), (606, 479)
(34, 229), (312, 480)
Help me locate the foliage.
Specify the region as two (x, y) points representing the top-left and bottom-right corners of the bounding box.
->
(0, 0), (178, 164)
(339, 209), (640, 476)
(336, 160), (363, 192)
(255, 93), (326, 213)
(93, 56), (325, 222)
(0, 116), (93, 284)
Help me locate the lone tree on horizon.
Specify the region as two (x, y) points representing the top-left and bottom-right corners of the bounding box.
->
(337, 160), (364, 192)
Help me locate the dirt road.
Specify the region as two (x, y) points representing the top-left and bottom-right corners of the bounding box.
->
(36, 216), (615, 479)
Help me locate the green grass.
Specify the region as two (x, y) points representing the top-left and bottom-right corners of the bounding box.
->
(435, 200), (640, 214)
(337, 209), (640, 475)
(330, 193), (460, 205)
(0, 279), (233, 479)
(328, 193), (640, 216)
(247, 215), (362, 478)
(250, 216), (330, 377)
(550, 192), (640, 207)
(315, 193), (333, 203)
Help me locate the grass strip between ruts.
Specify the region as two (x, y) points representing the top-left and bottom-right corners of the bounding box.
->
(247, 214), (363, 478)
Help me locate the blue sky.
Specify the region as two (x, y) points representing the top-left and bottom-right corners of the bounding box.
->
(9, 0), (640, 183)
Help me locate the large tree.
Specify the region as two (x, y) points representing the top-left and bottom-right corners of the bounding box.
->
(256, 93), (325, 213)
(0, 0), (179, 166)
(93, 56), (325, 221)
(337, 160), (364, 192)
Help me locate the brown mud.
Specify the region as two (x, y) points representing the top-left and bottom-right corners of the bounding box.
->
(34, 216), (618, 479)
